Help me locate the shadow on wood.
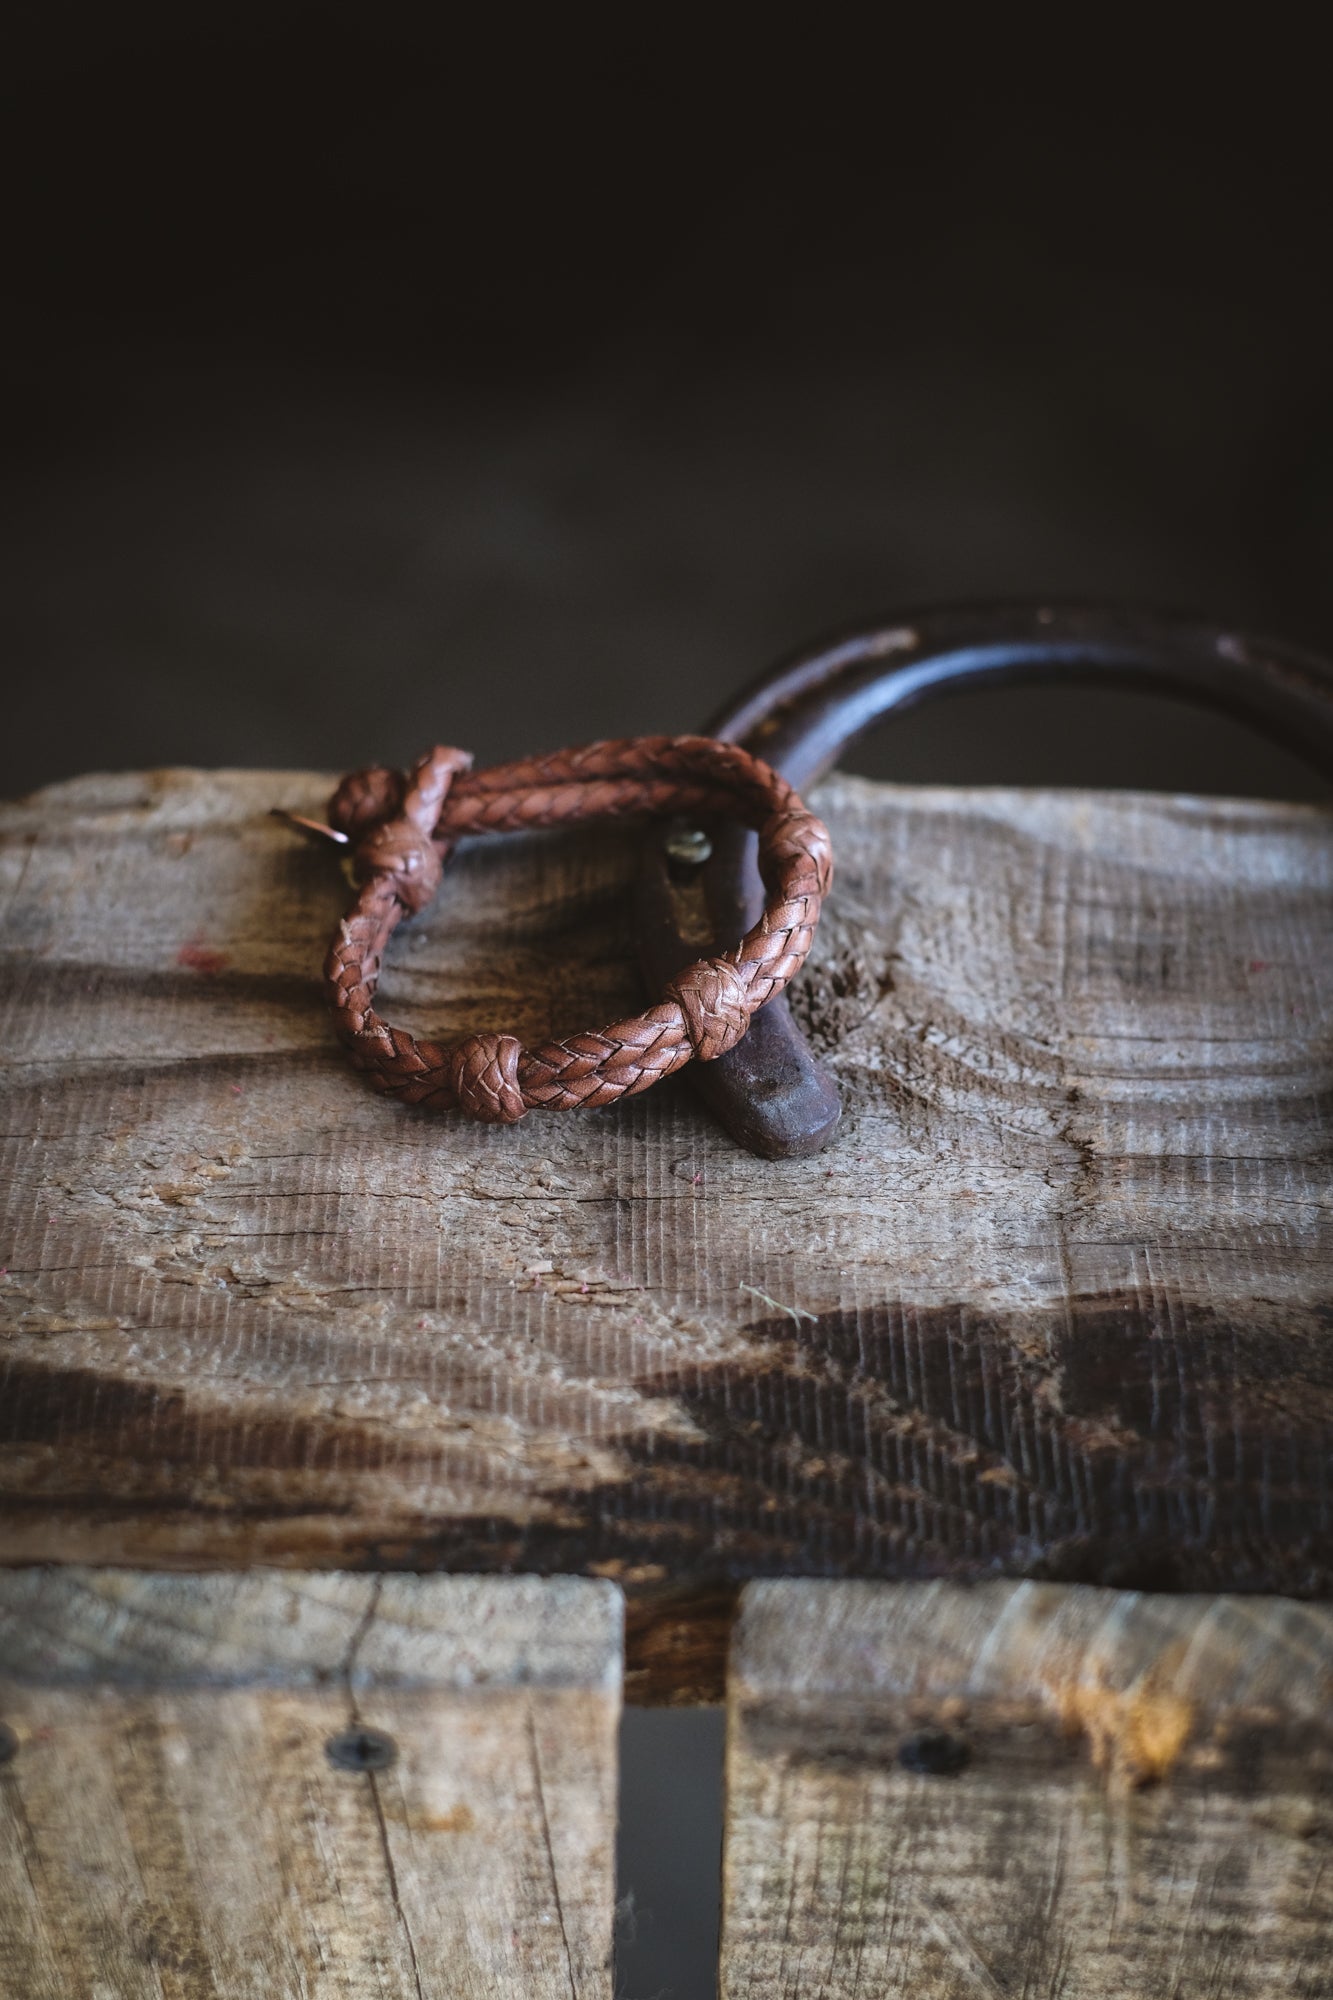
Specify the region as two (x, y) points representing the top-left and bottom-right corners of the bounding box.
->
(0, 770), (1330, 1700)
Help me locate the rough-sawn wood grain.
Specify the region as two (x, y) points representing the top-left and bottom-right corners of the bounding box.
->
(0, 1569), (621, 1997)
(1, 769), (1330, 1694)
(721, 1579), (1333, 1998)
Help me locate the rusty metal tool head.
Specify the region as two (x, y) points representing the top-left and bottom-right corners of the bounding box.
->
(636, 603), (1333, 1159)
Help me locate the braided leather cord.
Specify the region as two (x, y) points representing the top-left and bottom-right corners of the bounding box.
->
(321, 735), (832, 1124)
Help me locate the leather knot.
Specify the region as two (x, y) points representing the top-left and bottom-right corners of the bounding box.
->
(328, 765), (405, 842)
(666, 956), (751, 1061)
(449, 1032), (527, 1123)
(351, 820), (443, 912)
(334, 745), (473, 915)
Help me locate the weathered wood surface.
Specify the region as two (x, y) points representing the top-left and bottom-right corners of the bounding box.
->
(721, 1579), (1333, 1998)
(0, 1570), (621, 1996)
(1, 770), (1330, 1696)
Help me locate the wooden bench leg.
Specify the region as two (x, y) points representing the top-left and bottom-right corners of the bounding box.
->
(0, 1571), (622, 1998)
(721, 1580), (1333, 1999)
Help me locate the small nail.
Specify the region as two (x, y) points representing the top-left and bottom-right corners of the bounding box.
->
(325, 1726), (398, 1773)
(664, 827), (712, 867)
(898, 1728), (970, 1777)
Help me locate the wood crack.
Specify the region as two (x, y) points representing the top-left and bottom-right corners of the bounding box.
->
(528, 1699), (578, 2000)
(367, 1770), (426, 2000)
(337, 1578), (428, 2000)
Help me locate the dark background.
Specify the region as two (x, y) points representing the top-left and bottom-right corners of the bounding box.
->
(5, 16), (1332, 1996)
(5, 15), (1333, 807)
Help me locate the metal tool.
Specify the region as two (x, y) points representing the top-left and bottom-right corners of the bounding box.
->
(636, 603), (1333, 1158)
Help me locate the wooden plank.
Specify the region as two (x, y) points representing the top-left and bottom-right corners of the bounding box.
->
(0, 1570), (621, 1997)
(721, 1579), (1333, 1998)
(1, 771), (1331, 1698)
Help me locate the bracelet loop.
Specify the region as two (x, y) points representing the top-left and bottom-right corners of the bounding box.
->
(313, 735), (832, 1125)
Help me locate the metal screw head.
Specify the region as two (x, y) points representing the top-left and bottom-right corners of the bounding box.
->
(898, 1728), (970, 1777)
(663, 827), (712, 868)
(325, 1725), (397, 1773)
(0, 1722), (18, 1766)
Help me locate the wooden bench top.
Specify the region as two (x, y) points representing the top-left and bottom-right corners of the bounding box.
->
(2, 769), (1330, 1696)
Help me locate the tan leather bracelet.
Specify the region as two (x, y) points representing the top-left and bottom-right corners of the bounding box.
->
(285, 734), (832, 1125)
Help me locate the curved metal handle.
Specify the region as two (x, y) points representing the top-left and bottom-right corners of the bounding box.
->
(636, 603), (1333, 1158)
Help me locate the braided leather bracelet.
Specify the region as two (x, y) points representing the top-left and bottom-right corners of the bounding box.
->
(281, 735), (831, 1125)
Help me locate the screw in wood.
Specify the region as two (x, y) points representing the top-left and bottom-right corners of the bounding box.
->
(0, 1722), (18, 1766)
(898, 1728), (970, 1777)
(663, 827), (712, 867)
(325, 1725), (398, 1773)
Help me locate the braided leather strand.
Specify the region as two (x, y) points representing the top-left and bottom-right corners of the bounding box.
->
(318, 735), (830, 1124)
